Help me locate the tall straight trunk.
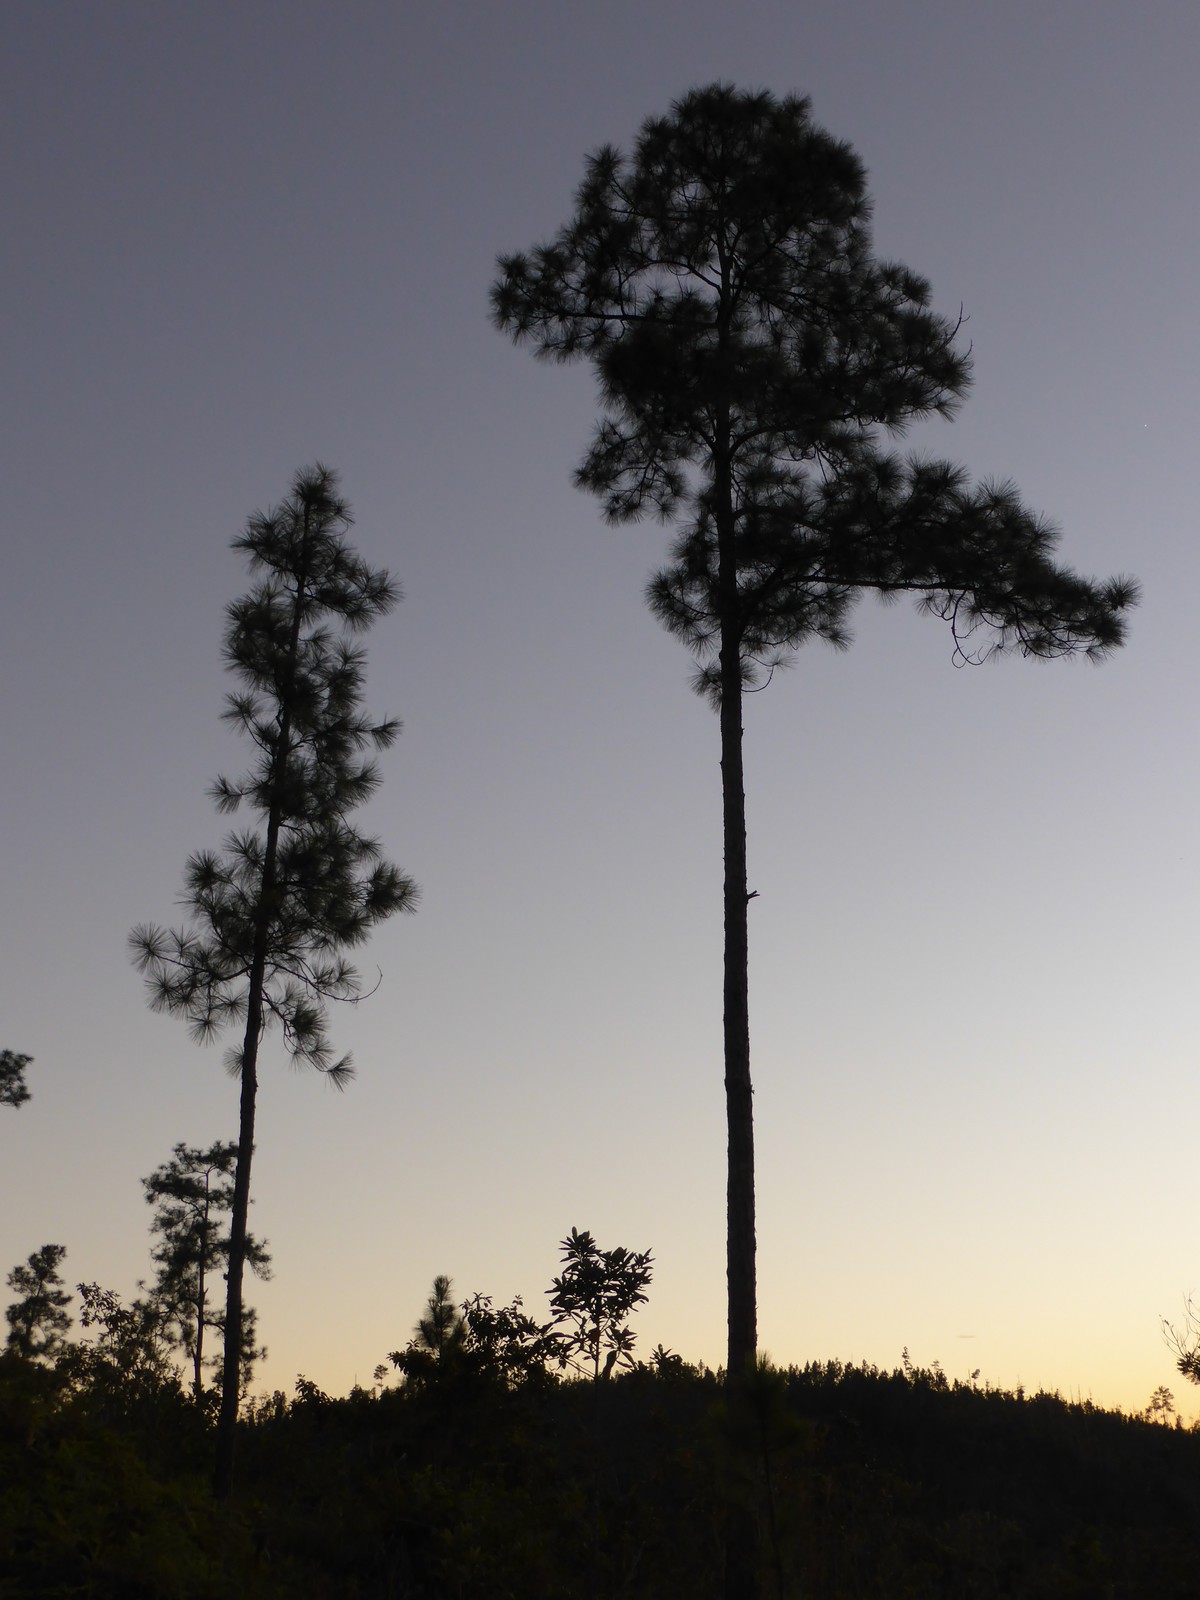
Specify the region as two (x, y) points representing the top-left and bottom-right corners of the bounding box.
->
(212, 517), (311, 1502)
(721, 596), (755, 1378)
(711, 295), (757, 1381)
(715, 417), (759, 1600)
(212, 949), (265, 1499)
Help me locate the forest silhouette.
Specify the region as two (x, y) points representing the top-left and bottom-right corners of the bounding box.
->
(5, 84), (1188, 1600)
(4, 1262), (1200, 1596)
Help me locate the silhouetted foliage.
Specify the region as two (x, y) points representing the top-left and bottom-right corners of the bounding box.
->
(131, 464), (417, 1498)
(143, 1140), (271, 1398)
(5, 1243), (72, 1360)
(1163, 1294), (1200, 1386)
(389, 1276), (558, 1393)
(1145, 1383), (1177, 1425)
(57, 1284), (186, 1430)
(414, 1272), (465, 1356)
(459, 1291), (561, 1389)
(548, 1225), (653, 1380)
(0, 1048), (31, 1108)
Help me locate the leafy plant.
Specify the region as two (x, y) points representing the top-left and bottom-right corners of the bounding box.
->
(390, 1278), (557, 1391)
(548, 1226), (653, 1380)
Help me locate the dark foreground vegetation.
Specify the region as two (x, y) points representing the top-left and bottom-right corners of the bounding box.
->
(5, 1346), (1200, 1599)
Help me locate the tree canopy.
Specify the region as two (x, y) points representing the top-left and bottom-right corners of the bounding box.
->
(495, 84), (1134, 691)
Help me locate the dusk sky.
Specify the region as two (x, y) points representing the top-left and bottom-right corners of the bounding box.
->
(4, 1), (1198, 1417)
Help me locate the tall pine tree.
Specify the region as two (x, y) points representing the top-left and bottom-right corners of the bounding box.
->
(132, 465), (417, 1497)
(494, 86), (1135, 1597)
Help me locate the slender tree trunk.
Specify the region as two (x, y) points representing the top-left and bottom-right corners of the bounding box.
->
(213, 518), (311, 1501)
(712, 253), (757, 1381)
(721, 609), (755, 1380)
(212, 971), (263, 1499)
(714, 403), (759, 1600)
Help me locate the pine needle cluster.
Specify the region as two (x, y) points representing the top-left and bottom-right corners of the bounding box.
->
(131, 464), (417, 1087)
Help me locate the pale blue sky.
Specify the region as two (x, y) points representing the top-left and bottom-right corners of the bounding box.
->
(3, 0), (1197, 1413)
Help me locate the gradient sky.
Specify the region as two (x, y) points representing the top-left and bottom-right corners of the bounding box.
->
(4, 0), (1198, 1417)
